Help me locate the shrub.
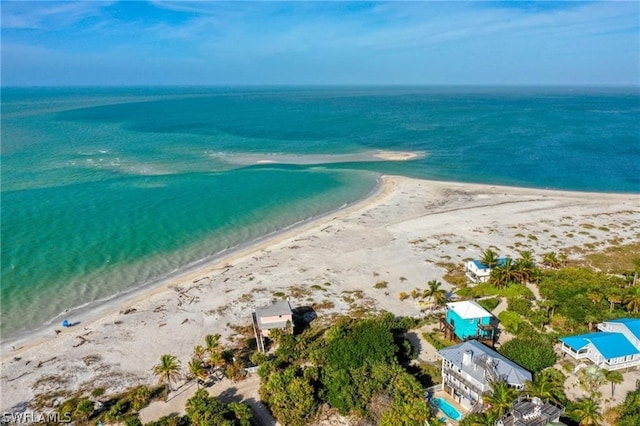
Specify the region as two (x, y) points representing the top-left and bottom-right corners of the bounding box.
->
(477, 297), (500, 312)
(374, 281), (388, 289)
(498, 337), (557, 373)
(508, 297), (532, 316)
(497, 311), (525, 334)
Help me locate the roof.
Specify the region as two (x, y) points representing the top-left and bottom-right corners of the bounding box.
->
(472, 258), (508, 270)
(446, 300), (493, 319)
(607, 318), (640, 340)
(438, 340), (532, 387)
(560, 332), (640, 359)
(255, 300), (292, 318)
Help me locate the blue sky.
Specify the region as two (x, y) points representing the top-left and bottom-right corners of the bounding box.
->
(2, 1), (639, 86)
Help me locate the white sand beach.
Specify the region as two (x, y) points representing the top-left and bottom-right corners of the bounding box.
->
(1, 176), (639, 415)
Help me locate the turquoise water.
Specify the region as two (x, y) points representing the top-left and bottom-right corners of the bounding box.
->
(432, 397), (464, 421)
(2, 86), (639, 339)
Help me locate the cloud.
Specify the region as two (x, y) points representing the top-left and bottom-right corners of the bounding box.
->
(1, 1), (113, 30)
(1, 1), (638, 85)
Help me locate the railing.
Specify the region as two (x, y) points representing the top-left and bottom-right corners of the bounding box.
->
(252, 312), (265, 353)
(443, 369), (486, 397)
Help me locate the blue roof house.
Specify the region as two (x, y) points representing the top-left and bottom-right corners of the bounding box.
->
(560, 318), (640, 371)
(465, 258), (508, 283)
(442, 301), (497, 343)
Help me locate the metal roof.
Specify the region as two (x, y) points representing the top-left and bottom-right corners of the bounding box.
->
(607, 318), (640, 340)
(438, 340), (532, 387)
(560, 332), (640, 359)
(447, 300), (493, 319)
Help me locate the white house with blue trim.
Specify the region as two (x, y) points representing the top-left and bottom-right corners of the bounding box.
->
(465, 258), (508, 283)
(559, 318), (640, 371)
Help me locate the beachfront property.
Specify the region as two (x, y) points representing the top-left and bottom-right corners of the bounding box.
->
(465, 258), (508, 283)
(440, 300), (497, 345)
(438, 340), (532, 412)
(252, 300), (293, 353)
(559, 318), (640, 371)
(497, 397), (565, 426)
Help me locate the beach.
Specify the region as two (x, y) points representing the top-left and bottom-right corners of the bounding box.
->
(2, 175), (639, 412)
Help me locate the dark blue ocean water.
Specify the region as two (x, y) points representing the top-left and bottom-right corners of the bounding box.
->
(2, 86), (639, 338)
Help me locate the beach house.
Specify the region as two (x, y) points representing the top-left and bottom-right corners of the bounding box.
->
(441, 300), (497, 344)
(559, 318), (640, 370)
(465, 258), (508, 283)
(497, 397), (565, 426)
(252, 300), (294, 353)
(438, 340), (532, 412)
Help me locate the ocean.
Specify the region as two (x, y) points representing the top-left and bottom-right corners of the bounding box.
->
(2, 86), (639, 339)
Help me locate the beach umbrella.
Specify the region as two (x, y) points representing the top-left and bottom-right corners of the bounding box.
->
(62, 319), (69, 327)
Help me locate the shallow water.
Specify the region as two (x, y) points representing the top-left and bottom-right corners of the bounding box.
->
(2, 86), (638, 338)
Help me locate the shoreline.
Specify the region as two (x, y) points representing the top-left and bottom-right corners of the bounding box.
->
(0, 174), (387, 352)
(2, 175), (639, 411)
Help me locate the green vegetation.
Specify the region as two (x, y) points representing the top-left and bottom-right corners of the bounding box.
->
(498, 337), (557, 373)
(258, 314), (434, 425)
(616, 382), (640, 426)
(146, 389), (252, 426)
(374, 281), (388, 289)
(422, 331), (455, 350)
(538, 267), (638, 334)
(152, 354), (181, 393)
(476, 297), (500, 311)
(56, 385), (165, 425)
(458, 282), (533, 299)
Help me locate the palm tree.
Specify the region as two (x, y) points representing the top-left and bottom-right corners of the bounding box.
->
(461, 412), (499, 426)
(188, 358), (207, 389)
(525, 369), (566, 405)
(518, 251), (535, 269)
(605, 370), (623, 399)
(558, 251), (569, 267)
(624, 287), (640, 313)
(432, 288), (448, 307)
(489, 257), (517, 288)
(193, 344), (206, 360)
(423, 280), (447, 306)
(587, 291), (604, 306)
(204, 334), (221, 355)
(152, 354), (181, 393)
(209, 350), (224, 368)
(606, 292), (622, 313)
(542, 252), (560, 269)
(481, 248), (500, 269)
(513, 259), (532, 284)
(484, 380), (519, 418)
(571, 398), (603, 426)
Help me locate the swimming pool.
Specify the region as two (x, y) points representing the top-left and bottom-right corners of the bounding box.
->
(431, 397), (464, 421)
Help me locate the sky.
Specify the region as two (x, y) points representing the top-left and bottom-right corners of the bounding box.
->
(1, 1), (639, 86)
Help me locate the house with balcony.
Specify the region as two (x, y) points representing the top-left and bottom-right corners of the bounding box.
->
(441, 300), (497, 345)
(438, 340), (532, 412)
(252, 300), (293, 353)
(497, 397), (565, 426)
(465, 258), (508, 283)
(559, 318), (640, 371)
